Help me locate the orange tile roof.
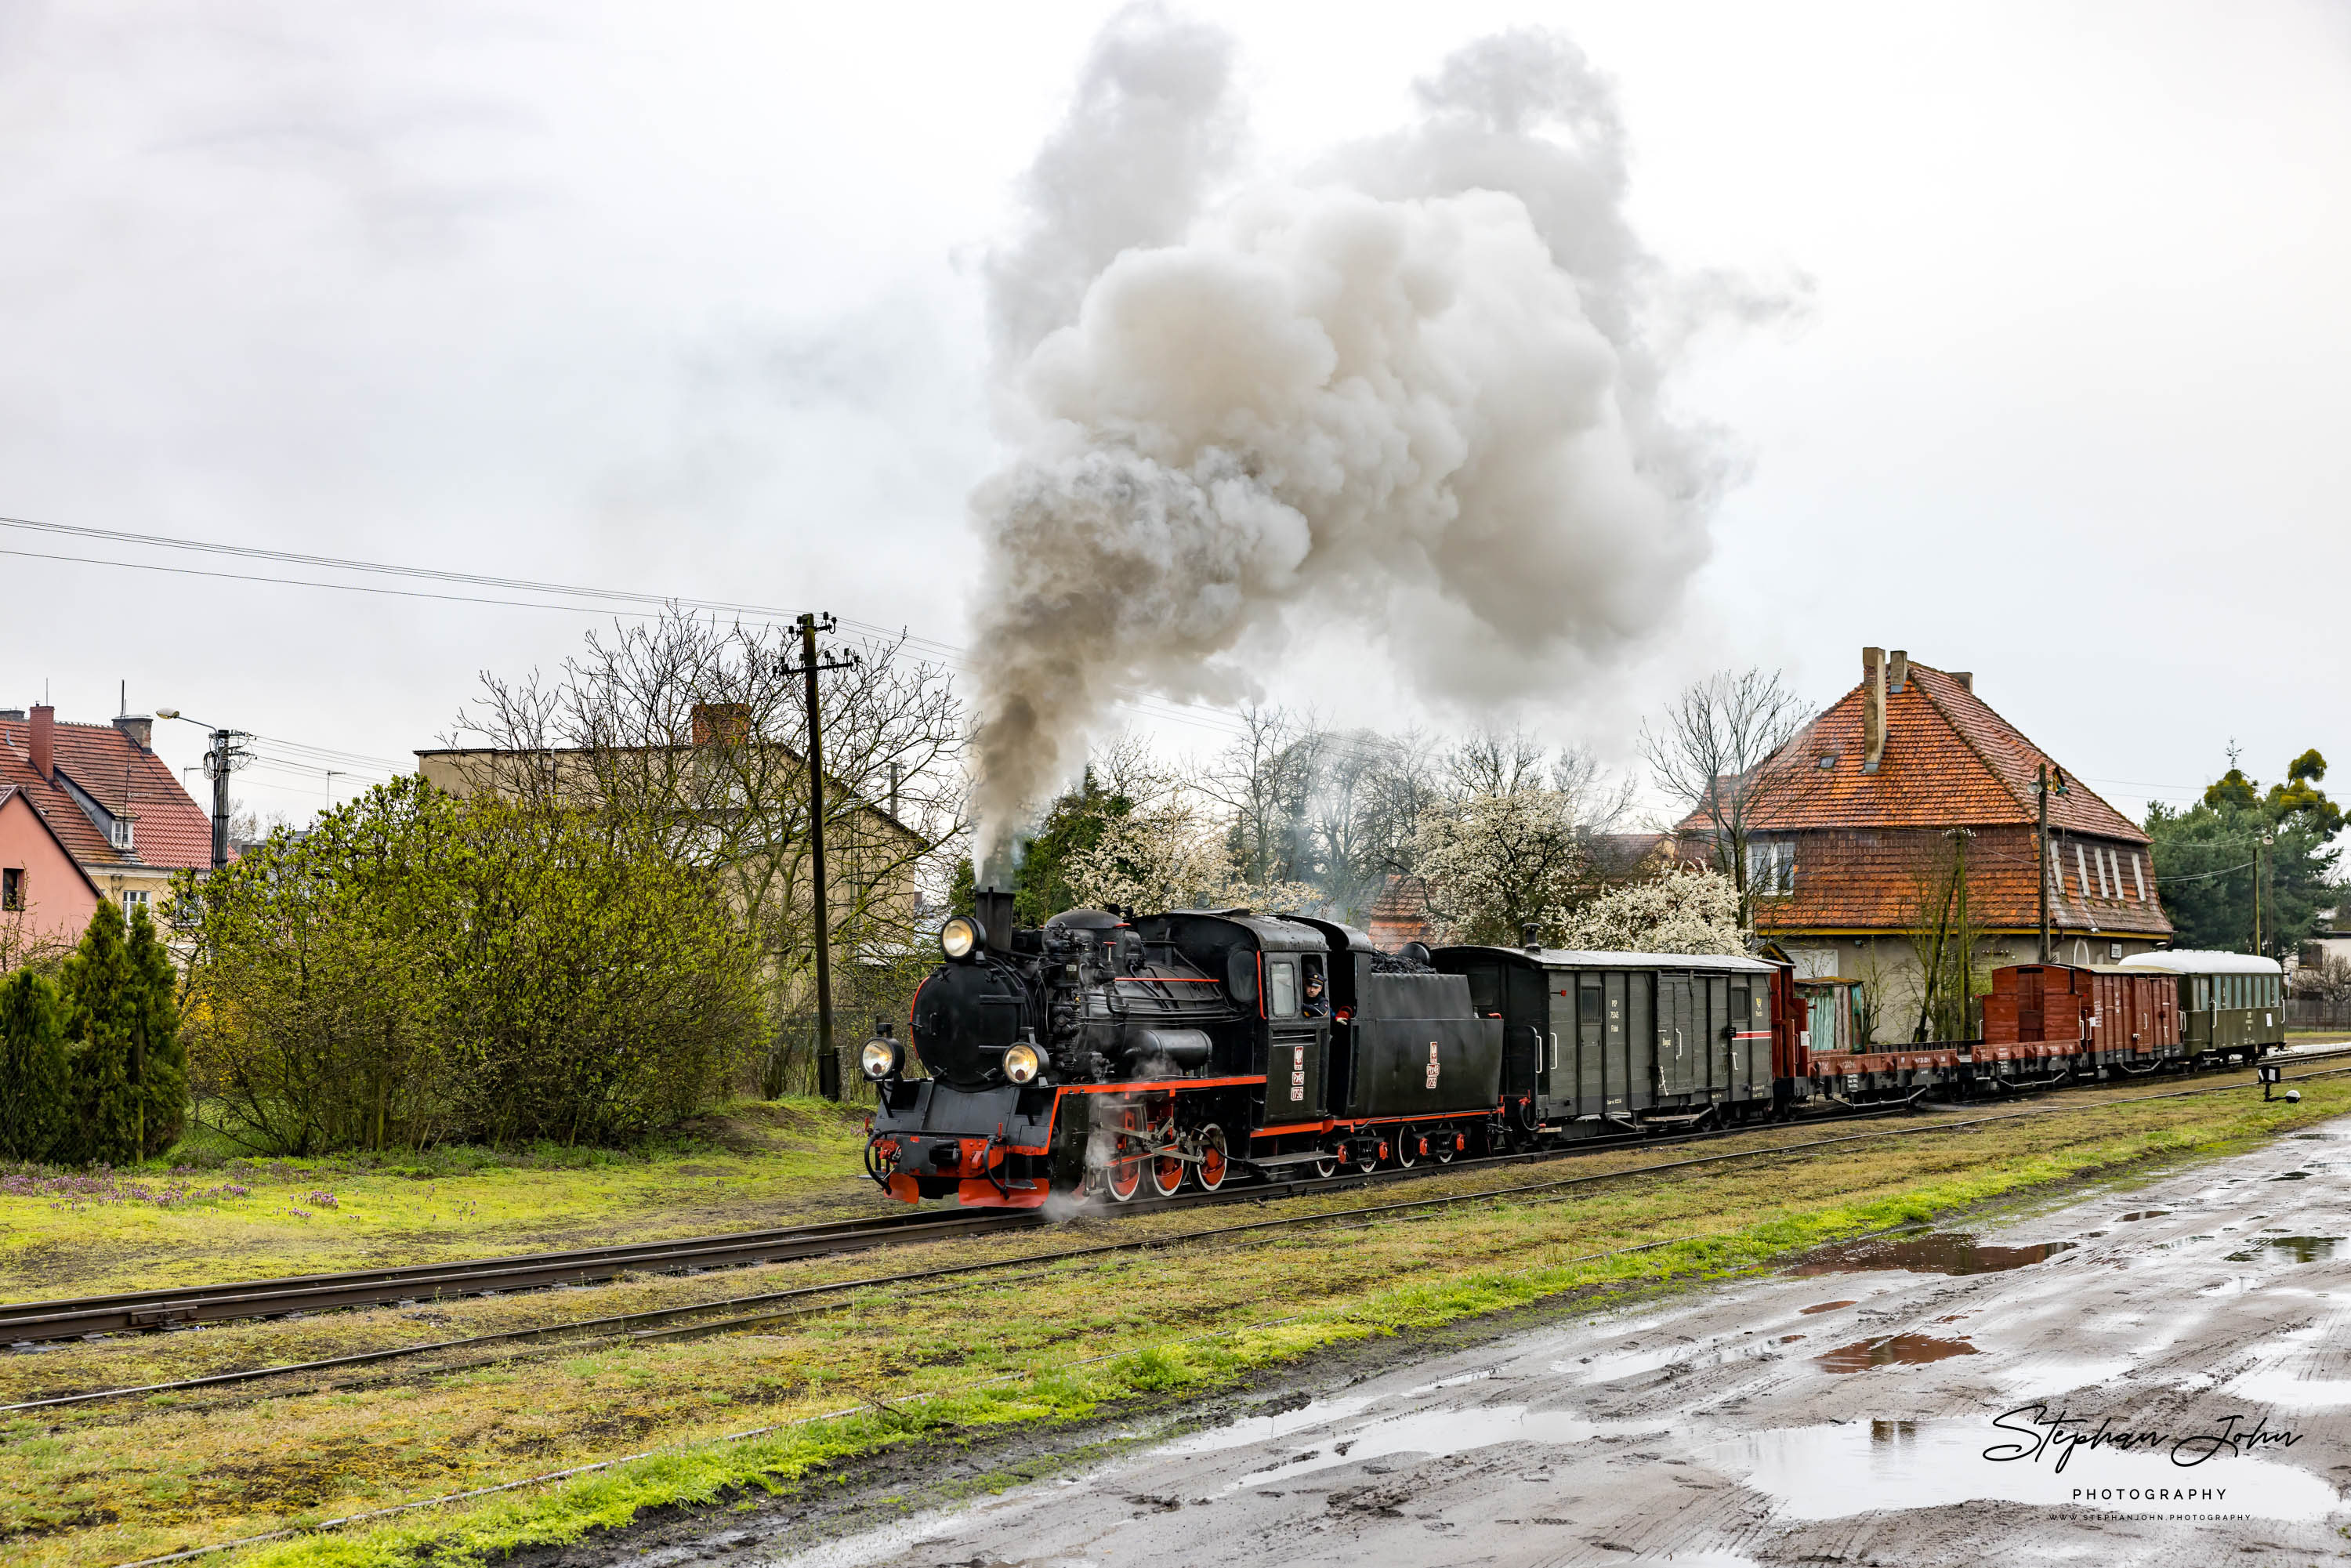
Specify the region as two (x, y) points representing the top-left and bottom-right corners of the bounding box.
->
(1745, 825), (2172, 937)
(0, 718), (216, 875)
(1682, 661), (2147, 842)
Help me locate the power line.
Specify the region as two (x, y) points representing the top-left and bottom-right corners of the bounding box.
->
(0, 512), (1256, 741)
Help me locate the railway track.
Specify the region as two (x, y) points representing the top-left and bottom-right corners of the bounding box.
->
(0, 1206), (1035, 1345)
(9, 1045), (2346, 1362)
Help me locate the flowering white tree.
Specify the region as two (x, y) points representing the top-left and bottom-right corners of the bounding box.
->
(1551, 868), (1748, 956)
(1411, 788), (1592, 946)
(1066, 794), (1320, 914)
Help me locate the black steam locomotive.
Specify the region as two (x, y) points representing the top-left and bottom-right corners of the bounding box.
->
(861, 889), (1506, 1207)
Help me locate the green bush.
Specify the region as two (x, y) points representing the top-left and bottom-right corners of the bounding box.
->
(0, 969), (70, 1160)
(175, 776), (763, 1154)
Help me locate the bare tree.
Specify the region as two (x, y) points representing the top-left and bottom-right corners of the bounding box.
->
(1642, 668), (1811, 925)
(451, 609), (965, 1093)
(1197, 705), (1320, 889)
(1299, 725), (1441, 922)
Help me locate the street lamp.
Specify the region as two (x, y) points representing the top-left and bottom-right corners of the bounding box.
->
(154, 709), (250, 869)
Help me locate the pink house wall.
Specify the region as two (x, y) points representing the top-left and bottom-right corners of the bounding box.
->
(0, 790), (99, 949)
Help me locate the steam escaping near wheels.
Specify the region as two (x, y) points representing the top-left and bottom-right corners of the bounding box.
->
(967, 12), (1794, 869)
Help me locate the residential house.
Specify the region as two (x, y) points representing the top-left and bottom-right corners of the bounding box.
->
(0, 704), (219, 940)
(414, 702), (927, 941)
(1675, 648), (2172, 1042)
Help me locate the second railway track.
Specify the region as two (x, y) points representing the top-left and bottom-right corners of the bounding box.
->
(9, 1044), (2347, 1353)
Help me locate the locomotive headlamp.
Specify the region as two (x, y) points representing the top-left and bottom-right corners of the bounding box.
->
(939, 915), (983, 961)
(1002, 1041), (1042, 1085)
(860, 1037), (904, 1081)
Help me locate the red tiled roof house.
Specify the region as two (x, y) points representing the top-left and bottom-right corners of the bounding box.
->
(0, 704), (219, 933)
(1673, 648), (2172, 1043)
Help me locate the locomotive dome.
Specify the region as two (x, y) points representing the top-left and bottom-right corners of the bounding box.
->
(1044, 907), (1125, 930)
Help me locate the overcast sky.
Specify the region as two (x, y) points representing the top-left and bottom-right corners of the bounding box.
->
(3, 1), (2346, 828)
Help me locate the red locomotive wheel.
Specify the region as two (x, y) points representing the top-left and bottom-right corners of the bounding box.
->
(1150, 1143), (1185, 1198)
(1194, 1126), (1229, 1192)
(1103, 1106), (1145, 1204)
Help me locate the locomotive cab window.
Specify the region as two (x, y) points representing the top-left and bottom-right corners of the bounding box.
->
(1266, 958), (1299, 1018)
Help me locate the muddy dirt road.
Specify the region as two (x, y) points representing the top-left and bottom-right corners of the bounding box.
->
(715, 1121), (2351, 1568)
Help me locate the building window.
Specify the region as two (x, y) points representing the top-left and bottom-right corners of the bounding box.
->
(0, 868), (20, 911)
(1746, 837), (1794, 895)
(122, 889), (150, 921)
(110, 819), (133, 851)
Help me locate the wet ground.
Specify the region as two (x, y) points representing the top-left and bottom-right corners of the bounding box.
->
(653, 1118), (2351, 1568)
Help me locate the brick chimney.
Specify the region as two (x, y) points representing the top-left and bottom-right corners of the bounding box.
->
(1888, 650), (1909, 693)
(690, 702), (751, 747)
(115, 714), (153, 750)
(28, 704), (53, 781)
(1861, 648), (1886, 773)
(1951, 672), (1973, 693)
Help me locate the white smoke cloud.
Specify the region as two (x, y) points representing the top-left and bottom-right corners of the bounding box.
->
(969, 12), (1775, 874)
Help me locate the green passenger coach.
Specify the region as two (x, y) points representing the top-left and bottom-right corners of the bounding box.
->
(2114, 949), (2285, 1058)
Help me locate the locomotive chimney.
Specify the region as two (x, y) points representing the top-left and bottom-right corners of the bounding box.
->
(1522, 922), (1542, 954)
(975, 885), (1015, 953)
(1861, 648), (1886, 774)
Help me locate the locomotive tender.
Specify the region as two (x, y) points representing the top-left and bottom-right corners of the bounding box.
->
(860, 891), (2284, 1209)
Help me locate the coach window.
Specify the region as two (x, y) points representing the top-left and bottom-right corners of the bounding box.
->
(1266, 958), (1299, 1019)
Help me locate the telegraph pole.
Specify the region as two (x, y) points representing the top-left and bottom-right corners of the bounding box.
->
(205, 728), (251, 868)
(785, 614), (859, 1099)
(2036, 765), (2052, 963)
(2035, 766), (2069, 964)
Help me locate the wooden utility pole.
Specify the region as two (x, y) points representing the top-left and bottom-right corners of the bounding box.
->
(787, 614), (858, 1099)
(2036, 765), (2052, 963)
(2254, 833), (2268, 956)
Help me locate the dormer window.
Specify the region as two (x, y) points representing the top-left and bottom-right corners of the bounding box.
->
(110, 819), (133, 851)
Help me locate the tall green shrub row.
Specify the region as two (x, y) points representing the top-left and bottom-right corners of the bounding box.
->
(0, 904), (184, 1163)
(173, 776), (763, 1154)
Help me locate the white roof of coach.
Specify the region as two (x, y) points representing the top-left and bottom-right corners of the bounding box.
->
(2114, 949), (2282, 976)
(1527, 947), (1776, 974)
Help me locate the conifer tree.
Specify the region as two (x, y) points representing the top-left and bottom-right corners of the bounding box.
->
(125, 907), (186, 1157)
(62, 901), (141, 1164)
(0, 969), (70, 1161)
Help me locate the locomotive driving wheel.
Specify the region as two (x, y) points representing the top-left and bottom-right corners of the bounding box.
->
(1394, 1127), (1420, 1168)
(1433, 1128), (1460, 1164)
(1194, 1125), (1229, 1192)
(1150, 1135), (1186, 1198)
(1101, 1104), (1145, 1204)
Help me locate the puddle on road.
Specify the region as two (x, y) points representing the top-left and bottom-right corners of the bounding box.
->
(1792, 1235), (2077, 1276)
(1160, 1400), (1658, 1493)
(1712, 1418), (2335, 1519)
(2223, 1237), (2343, 1264)
(2117, 1210), (2171, 1222)
(1816, 1334), (1980, 1374)
(1799, 1300), (1858, 1315)
(2269, 1171), (2313, 1182)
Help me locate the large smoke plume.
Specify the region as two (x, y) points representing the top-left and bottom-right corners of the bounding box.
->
(970, 10), (1755, 874)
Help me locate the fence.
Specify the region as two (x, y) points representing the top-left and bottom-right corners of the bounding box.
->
(2288, 998), (2351, 1030)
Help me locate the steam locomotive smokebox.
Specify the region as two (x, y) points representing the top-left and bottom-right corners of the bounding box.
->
(1349, 972), (1504, 1118)
(909, 960), (1027, 1086)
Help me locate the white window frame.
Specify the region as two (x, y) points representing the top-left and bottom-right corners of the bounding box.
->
(2131, 853), (2146, 903)
(121, 889), (150, 919)
(2074, 844), (2091, 900)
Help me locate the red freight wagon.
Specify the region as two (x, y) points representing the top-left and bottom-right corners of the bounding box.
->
(1981, 965), (2089, 1051)
(2087, 966), (2179, 1055)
